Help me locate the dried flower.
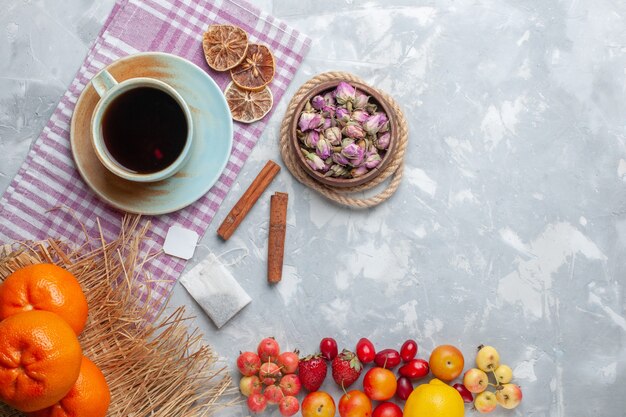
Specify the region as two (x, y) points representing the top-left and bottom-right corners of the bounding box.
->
(325, 127), (342, 146)
(354, 92), (369, 109)
(301, 148), (326, 171)
(375, 132), (390, 150)
(316, 137), (332, 159)
(363, 112), (388, 135)
(342, 123), (365, 139)
(366, 102), (377, 114)
(323, 91), (335, 105)
(311, 95), (325, 110)
(323, 105), (336, 118)
(379, 120), (389, 133)
(336, 107), (350, 122)
(298, 112), (324, 132)
(351, 110), (369, 124)
(325, 164), (350, 177)
(332, 152), (350, 166)
(335, 81), (356, 105)
(364, 152), (382, 169)
(303, 130), (320, 148)
(341, 142), (361, 159)
(297, 81), (390, 180)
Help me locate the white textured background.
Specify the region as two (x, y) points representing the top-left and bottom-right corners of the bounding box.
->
(1, 1), (625, 416)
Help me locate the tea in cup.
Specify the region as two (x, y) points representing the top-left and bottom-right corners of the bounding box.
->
(90, 69), (193, 182)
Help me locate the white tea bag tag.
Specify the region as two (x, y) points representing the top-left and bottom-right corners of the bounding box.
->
(163, 226), (199, 260)
(180, 253), (251, 328)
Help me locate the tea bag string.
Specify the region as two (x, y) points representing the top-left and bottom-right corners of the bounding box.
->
(196, 245), (249, 267)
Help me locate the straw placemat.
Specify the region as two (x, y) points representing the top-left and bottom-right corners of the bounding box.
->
(280, 71), (408, 208)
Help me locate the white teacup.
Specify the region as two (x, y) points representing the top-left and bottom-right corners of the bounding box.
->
(90, 69), (194, 183)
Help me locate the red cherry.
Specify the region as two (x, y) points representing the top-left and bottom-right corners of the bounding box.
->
(374, 349), (401, 369)
(398, 359), (429, 379)
(372, 402), (403, 417)
(319, 337), (338, 361)
(356, 338), (376, 364)
(400, 339), (418, 362)
(453, 383), (474, 403)
(395, 376), (413, 400)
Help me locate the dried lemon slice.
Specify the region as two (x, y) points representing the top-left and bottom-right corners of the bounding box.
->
(202, 24), (249, 71)
(230, 44), (276, 91)
(224, 81), (273, 123)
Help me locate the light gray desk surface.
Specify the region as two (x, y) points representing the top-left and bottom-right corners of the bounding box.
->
(1, 1), (625, 416)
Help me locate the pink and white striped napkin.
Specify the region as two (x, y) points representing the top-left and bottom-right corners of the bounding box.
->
(0, 0), (310, 309)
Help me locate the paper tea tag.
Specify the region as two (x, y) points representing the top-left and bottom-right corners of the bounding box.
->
(180, 253), (251, 328)
(163, 226), (199, 260)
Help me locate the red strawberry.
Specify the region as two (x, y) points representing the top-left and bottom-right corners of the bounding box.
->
(331, 349), (362, 388)
(298, 354), (327, 392)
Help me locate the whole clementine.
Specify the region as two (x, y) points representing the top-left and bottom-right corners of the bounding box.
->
(0, 263), (89, 334)
(28, 356), (111, 417)
(0, 310), (82, 412)
(428, 345), (464, 382)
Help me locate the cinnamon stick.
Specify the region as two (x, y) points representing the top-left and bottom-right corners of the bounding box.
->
(268, 192), (288, 283)
(217, 160), (280, 241)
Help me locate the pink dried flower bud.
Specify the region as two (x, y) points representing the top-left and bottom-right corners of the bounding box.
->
(349, 150), (366, 167)
(375, 132), (390, 150)
(341, 142), (362, 159)
(336, 107), (350, 121)
(316, 137), (332, 160)
(324, 91), (335, 105)
(354, 92), (369, 109)
(303, 130), (320, 148)
(325, 127), (342, 146)
(342, 123), (365, 139)
(335, 82), (356, 105)
(322, 105), (336, 118)
(298, 112), (324, 132)
(311, 95), (325, 110)
(363, 112), (388, 135)
(325, 164), (350, 177)
(351, 110), (369, 124)
(379, 120), (390, 133)
(364, 152), (382, 169)
(332, 152), (350, 166)
(301, 148), (326, 171)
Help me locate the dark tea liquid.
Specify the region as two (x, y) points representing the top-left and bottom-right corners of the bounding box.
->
(102, 87), (188, 174)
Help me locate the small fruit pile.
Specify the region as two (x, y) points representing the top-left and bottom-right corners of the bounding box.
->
(237, 337), (524, 417)
(462, 345), (523, 413)
(237, 337), (301, 416)
(0, 263), (110, 416)
(202, 24), (276, 123)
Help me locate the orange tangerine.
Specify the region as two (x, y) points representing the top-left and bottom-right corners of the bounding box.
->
(0, 263), (89, 335)
(0, 310), (82, 412)
(28, 356), (111, 417)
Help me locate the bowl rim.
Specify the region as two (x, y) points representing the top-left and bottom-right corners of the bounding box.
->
(288, 79), (396, 188)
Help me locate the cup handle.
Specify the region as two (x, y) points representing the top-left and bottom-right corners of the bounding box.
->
(91, 69), (118, 97)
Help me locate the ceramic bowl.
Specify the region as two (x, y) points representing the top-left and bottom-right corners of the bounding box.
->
(288, 80), (396, 188)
